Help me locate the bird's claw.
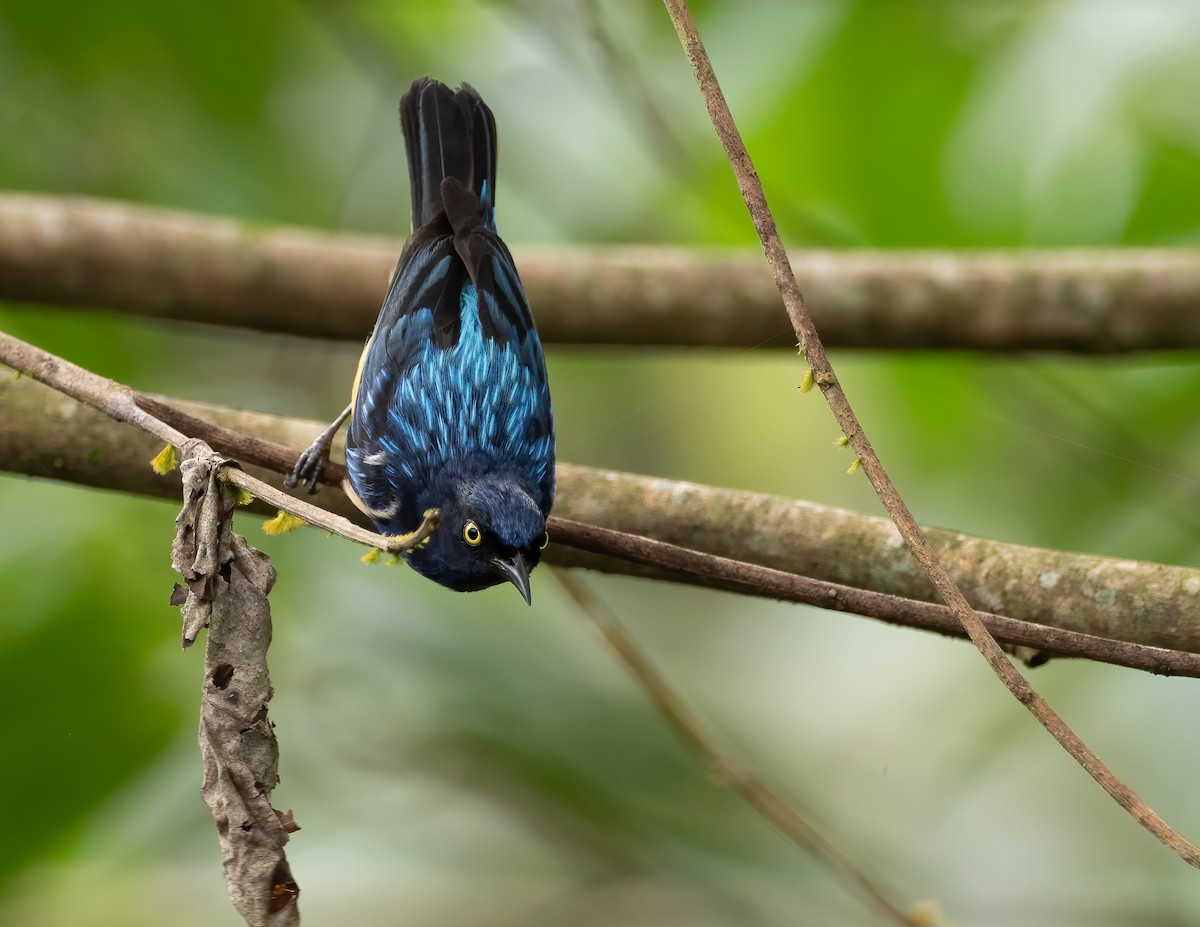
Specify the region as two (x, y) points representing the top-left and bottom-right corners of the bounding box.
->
(286, 406), (352, 495)
(286, 439), (331, 495)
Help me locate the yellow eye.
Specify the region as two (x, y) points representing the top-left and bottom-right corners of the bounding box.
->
(539, 530), (550, 550)
(463, 521), (483, 546)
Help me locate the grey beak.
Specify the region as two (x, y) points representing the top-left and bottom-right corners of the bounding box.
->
(489, 552), (532, 605)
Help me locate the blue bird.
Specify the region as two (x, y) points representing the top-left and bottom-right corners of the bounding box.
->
(287, 78), (554, 603)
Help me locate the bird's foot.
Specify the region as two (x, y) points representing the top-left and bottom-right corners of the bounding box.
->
(285, 405), (352, 494)
(284, 437), (333, 494)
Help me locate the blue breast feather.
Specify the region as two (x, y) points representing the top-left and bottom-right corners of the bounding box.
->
(345, 254), (554, 537)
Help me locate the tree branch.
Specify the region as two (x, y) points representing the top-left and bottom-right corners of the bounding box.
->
(7, 317), (1200, 903)
(2, 192), (1198, 351)
(0, 332), (439, 556)
(0, 334), (308, 923)
(3, 371), (1199, 676)
(554, 517), (1200, 678)
(661, 0), (1200, 868)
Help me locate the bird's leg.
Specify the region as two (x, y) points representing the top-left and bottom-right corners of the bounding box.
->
(285, 404), (352, 494)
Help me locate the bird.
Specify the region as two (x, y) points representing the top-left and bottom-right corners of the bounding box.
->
(286, 77), (555, 604)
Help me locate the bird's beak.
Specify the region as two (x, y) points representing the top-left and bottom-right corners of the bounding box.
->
(489, 552), (532, 605)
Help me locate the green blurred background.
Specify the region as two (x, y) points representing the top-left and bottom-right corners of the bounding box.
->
(1, 1), (1199, 924)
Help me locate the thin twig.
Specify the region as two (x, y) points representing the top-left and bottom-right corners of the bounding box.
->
(551, 518), (1200, 678)
(222, 467), (439, 554)
(554, 568), (922, 926)
(0, 330), (437, 554)
(0, 327), (189, 447)
(660, 0), (1200, 867)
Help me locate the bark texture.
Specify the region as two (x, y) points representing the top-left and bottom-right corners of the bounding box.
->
(3, 374), (1197, 654)
(2, 193), (1199, 351)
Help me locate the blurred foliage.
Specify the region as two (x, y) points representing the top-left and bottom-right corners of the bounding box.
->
(1, 2), (1199, 925)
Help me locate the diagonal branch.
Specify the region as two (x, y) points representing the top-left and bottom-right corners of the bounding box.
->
(0, 331), (437, 555)
(661, 0), (1200, 868)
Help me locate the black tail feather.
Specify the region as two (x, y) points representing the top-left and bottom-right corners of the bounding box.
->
(400, 78), (497, 231)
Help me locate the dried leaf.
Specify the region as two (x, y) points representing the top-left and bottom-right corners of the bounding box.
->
(171, 444), (299, 926)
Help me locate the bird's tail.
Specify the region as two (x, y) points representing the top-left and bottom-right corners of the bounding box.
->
(400, 77), (497, 231)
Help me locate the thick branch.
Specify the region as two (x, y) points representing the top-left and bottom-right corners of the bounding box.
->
(2, 193), (1199, 351)
(3, 373), (1199, 670)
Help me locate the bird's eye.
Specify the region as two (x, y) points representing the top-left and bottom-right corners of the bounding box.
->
(539, 530), (549, 550)
(463, 521), (483, 546)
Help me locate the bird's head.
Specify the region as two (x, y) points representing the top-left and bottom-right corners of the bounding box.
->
(407, 473), (549, 603)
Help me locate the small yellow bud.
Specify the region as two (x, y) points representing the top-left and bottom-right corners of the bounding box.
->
(149, 444), (178, 475)
(360, 548), (382, 565)
(832, 434), (850, 447)
(798, 369), (815, 393)
(224, 484), (254, 506)
(385, 553), (402, 567)
(262, 510), (306, 535)
(846, 457), (862, 475)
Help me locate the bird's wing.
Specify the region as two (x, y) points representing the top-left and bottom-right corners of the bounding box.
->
(469, 235), (556, 510)
(351, 217), (467, 440)
(440, 178), (543, 361)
